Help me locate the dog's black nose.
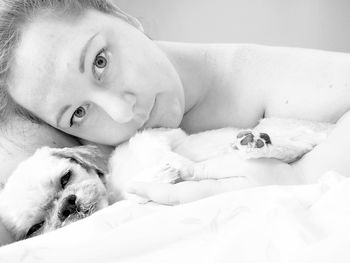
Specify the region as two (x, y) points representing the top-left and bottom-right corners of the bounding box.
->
(58, 194), (78, 221)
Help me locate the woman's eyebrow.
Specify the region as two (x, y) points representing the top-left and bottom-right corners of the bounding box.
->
(79, 33), (99, 73)
(56, 105), (72, 126)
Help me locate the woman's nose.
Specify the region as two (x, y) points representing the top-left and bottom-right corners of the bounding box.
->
(95, 92), (137, 123)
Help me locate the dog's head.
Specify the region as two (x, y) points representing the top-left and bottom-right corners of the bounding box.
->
(0, 145), (109, 241)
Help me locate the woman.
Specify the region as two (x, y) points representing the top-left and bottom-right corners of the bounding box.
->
(1, 0), (350, 242)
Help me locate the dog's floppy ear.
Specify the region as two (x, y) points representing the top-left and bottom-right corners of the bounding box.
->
(51, 145), (109, 177)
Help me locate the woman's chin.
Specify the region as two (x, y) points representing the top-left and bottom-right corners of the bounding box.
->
(147, 115), (181, 129)
(150, 106), (184, 129)
(165, 110), (184, 128)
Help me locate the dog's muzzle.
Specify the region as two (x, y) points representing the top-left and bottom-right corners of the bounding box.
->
(58, 194), (79, 222)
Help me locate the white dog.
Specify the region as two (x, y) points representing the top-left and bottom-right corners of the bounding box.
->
(0, 118), (334, 240)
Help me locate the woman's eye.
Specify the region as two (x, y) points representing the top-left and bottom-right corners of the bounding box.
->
(95, 55), (107, 68)
(26, 221), (45, 238)
(70, 105), (88, 127)
(93, 49), (108, 80)
(60, 170), (72, 189)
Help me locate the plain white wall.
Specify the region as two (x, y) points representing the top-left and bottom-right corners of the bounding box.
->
(114, 0), (350, 53)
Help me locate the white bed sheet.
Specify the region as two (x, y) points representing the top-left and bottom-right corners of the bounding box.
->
(1, 171), (350, 263)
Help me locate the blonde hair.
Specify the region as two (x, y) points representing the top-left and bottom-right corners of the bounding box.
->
(0, 0), (143, 123)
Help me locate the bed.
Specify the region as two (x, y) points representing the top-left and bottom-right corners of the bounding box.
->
(0, 170), (350, 263)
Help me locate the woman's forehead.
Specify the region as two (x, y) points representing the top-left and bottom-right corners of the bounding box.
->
(10, 26), (71, 110)
(10, 10), (122, 97)
(10, 14), (98, 111)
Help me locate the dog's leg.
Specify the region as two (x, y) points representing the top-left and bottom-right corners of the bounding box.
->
(109, 128), (196, 202)
(233, 118), (334, 163)
(128, 128), (195, 180)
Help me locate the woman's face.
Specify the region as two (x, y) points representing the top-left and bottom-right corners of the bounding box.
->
(9, 9), (185, 145)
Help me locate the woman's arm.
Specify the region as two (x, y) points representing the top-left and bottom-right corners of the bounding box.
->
(292, 110), (350, 183)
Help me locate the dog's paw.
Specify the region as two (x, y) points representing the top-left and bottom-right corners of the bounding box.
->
(152, 163), (184, 183)
(153, 157), (194, 182)
(129, 156), (194, 185)
(233, 130), (272, 158)
(236, 130), (271, 149)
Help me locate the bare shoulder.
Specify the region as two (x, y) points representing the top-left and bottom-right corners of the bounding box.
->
(156, 41), (350, 75)
(159, 42), (350, 128)
(226, 44), (350, 123)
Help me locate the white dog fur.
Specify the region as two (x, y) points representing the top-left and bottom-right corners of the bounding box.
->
(0, 118), (334, 240)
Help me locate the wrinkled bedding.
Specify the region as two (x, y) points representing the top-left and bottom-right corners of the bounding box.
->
(1, 171), (350, 263)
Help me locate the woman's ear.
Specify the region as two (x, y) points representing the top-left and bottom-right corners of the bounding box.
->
(51, 145), (109, 176)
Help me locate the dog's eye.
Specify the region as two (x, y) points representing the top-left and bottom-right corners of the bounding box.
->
(60, 170), (72, 189)
(26, 221), (44, 238)
(96, 169), (105, 178)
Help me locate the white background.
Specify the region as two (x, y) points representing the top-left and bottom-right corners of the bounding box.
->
(114, 0), (350, 53)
